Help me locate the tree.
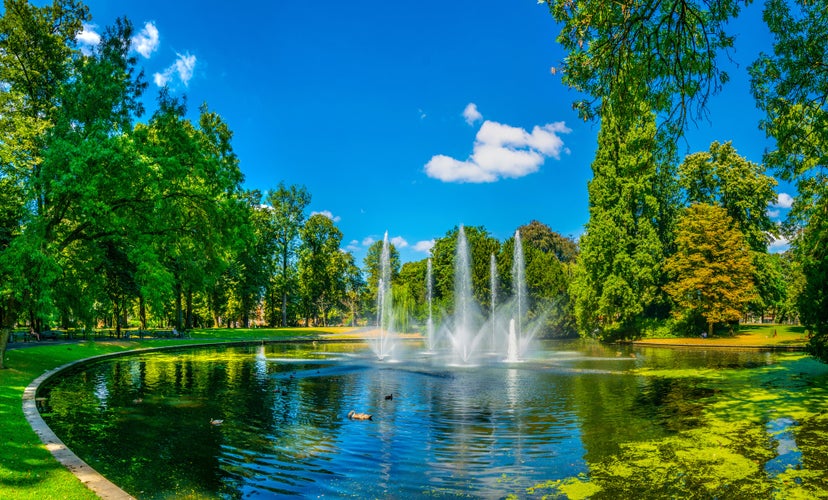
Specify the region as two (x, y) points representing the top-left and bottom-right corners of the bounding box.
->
(750, 0), (828, 358)
(679, 141), (777, 252)
(340, 252), (366, 327)
(0, 0), (91, 335)
(571, 105), (677, 340)
(664, 203), (757, 336)
(512, 221), (578, 336)
(519, 220), (578, 263)
(679, 141), (779, 316)
(363, 238), (401, 310)
(298, 214), (345, 326)
(429, 225), (500, 319)
(544, 0), (746, 142)
(266, 183), (311, 327)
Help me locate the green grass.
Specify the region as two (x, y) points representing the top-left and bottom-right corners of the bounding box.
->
(0, 327), (349, 499)
(637, 323), (808, 348)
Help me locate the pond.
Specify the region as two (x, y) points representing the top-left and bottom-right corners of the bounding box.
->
(39, 340), (828, 499)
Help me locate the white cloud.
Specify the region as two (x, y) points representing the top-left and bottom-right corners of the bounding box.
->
(311, 210), (341, 222)
(768, 208), (781, 219)
(463, 103), (483, 125)
(361, 236), (375, 246)
(154, 52), (197, 88)
(132, 22), (160, 58)
(424, 120), (571, 183)
(774, 192), (794, 208)
(391, 236), (408, 249)
(346, 240), (360, 252)
(768, 235), (790, 253)
(414, 239), (435, 253)
(77, 23), (101, 50)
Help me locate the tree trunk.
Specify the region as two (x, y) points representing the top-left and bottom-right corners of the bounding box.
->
(708, 320), (714, 338)
(139, 296), (147, 330)
(0, 330), (8, 369)
(185, 289), (193, 329)
(282, 249), (289, 327)
(175, 281), (183, 330)
(114, 300), (121, 338)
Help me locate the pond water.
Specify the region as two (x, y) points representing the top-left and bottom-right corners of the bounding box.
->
(39, 340), (828, 499)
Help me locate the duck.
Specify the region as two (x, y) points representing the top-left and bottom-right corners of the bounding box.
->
(210, 418), (224, 426)
(384, 394), (393, 401)
(348, 410), (373, 421)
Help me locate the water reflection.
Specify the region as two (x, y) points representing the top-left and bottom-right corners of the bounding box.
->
(38, 340), (828, 498)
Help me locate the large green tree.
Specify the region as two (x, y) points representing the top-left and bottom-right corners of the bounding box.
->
(510, 221), (578, 336)
(266, 182), (311, 327)
(571, 106), (677, 340)
(429, 225), (500, 320)
(298, 214), (346, 326)
(363, 237), (401, 309)
(751, 0), (828, 357)
(679, 141), (777, 252)
(679, 141), (779, 316)
(0, 0), (90, 334)
(664, 203), (757, 336)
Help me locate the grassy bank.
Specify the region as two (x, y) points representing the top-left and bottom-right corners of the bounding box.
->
(635, 324), (808, 348)
(0, 328), (351, 499)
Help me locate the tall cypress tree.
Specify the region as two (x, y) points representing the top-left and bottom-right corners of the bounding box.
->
(571, 103), (678, 340)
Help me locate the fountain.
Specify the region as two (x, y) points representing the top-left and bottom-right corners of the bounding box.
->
(508, 229), (530, 361)
(489, 253), (498, 353)
(429, 225), (536, 364)
(370, 225), (537, 365)
(371, 232), (397, 360)
(426, 257), (435, 352)
(445, 225), (484, 363)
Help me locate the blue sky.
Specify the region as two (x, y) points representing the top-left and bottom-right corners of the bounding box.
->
(77, 0), (793, 263)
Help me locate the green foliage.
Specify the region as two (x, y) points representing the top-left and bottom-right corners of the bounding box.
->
(265, 182), (311, 327)
(429, 225), (500, 321)
(679, 141), (778, 252)
(298, 214), (348, 326)
(502, 221), (578, 337)
(363, 238), (401, 306)
(571, 107), (676, 340)
(545, 0), (745, 140)
(664, 203), (757, 335)
(751, 0), (828, 359)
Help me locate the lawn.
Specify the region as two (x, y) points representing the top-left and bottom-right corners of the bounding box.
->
(635, 324), (808, 348)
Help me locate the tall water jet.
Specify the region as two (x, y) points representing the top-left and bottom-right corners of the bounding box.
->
(426, 257), (435, 352)
(373, 232), (396, 360)
(510, 230), (528, 360)
(449, 225), (480, 363)
(489, 253), (498, 353)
